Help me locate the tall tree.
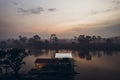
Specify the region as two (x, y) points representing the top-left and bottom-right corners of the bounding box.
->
(78, 35), (92, 47)
(33, 35), (41, 41)
(92, 35), (97, 43)
(6, 48), (28, 74)
(0, 41), (6, 48)
(50, 34), (58, 44)
(19, 35), (27, 43)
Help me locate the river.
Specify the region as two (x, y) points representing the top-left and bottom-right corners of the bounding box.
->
(21, 49), (120, 80)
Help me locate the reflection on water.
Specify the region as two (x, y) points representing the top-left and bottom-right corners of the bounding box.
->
(22, 49), (120, 80)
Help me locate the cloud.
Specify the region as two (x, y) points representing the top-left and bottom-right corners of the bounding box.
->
(91, 11), (98, 15)
(112, 0), (120, 5)
(48, 8), (56, 12)
(103, 23), (120, 32)
(17, 7), (44, 14)
(13, 2), (18, 5)
(91, 6), (120, 16)
(17, 7), (57, 15)
(104, 6), (120, 12)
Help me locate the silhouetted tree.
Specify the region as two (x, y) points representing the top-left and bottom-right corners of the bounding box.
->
(13, 39), (20, 47)
(86, 35), (92, 42)
(96, 36), (102, 42)
(33, 35), (41, 41)
(106, 39), (112, 44)
(91, 35), (97, 43)
(28, 35), (44, 47)
(0, 50), (9, 74)
(6, 48), (28, 75)
(45, 39), (49, 44)
(0, 50), (6, 61)
(78, 35), (85, 43)
(50, 34), (58, 44)
(0, 41), (6, 48)
(97, 36), (102, 40)
(78, 35), (91, 45)
(19, 35), (27, 44)
(74, 36), (78, 40)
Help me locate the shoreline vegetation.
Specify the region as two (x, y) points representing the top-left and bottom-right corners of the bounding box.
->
(0, 34), (120, 50)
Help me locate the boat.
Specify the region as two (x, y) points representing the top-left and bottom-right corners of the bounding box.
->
(29, 53), (78, 75)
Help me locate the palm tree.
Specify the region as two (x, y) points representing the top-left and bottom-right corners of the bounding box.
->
(33, 35), (41, 41)
(19, 35), (27, 44)
(78, 35), (91, 44)
(50, 34), (58, 44)
(92, 35), (97, 43)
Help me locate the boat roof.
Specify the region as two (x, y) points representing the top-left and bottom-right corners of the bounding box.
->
(35, 58), (72, 63)
(35, 59), (57, 63)
(55, 53), (72, 58)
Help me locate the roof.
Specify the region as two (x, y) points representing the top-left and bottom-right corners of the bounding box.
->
(35, 59), (58, 63)
(35, 58), (72, 63)
(55, 53), (72, 58)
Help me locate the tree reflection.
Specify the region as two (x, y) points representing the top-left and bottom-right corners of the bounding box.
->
(76, 49), (120, 60)
(78, 50), (92, 60)
(30, 49), (49, 57)
(104, 50), (113, 56)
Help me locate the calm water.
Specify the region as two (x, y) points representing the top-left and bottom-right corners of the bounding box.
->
(22, 49), (120, 80)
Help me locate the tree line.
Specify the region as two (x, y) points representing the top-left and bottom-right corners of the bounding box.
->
(0, 34), (120, 50)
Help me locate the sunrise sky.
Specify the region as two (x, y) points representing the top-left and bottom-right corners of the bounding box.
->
(0, 0), (120, 39)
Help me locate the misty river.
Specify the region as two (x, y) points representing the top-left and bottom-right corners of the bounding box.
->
(20, 49), (120, 80)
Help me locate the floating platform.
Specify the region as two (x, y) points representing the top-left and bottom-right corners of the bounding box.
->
(29, 69), (78, 75)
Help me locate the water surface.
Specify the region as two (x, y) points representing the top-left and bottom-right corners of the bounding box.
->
(22, 49), (120, 80)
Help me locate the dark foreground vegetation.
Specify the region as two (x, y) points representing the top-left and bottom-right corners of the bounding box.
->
(0, 48), (29, 80)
